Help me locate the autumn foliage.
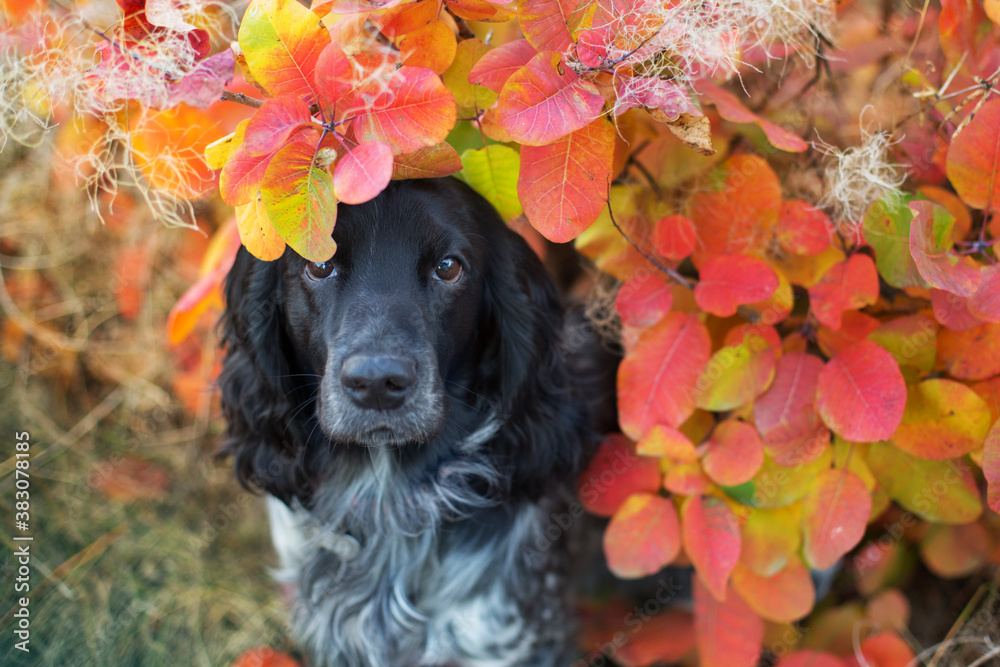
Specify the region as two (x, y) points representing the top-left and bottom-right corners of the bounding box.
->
(4, 0), (1000, 664)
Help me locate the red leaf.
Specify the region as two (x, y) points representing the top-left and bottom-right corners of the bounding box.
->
(578, 434), (661, 517)
(468, 38), (537, 94)
(615, 76), (701, 121)
(683, 495), (741, 601)
(816, 311), (881, 358)
(604, 493), (681, 578)
(652, 213), (698, 260)
(519, 117), (614, 242)
(967, 265), (1000, 321)
(615, 274), (674, 328)
(694, 254), (778, 317)
(754, 352), (825, 445)
(808, 254), (879, 330)
(314, 42), (354, 107)
(687, 155), (782, 255)
(701, 420), (764, 487)
(242, 96), (313, 157)
(774, 200), (832, 255)
(697, 81), (807, 152)
(351, 66), (457, 154)
(230, 646), (301, 667)
(494, 51), (605, 146)
(694, 580), (763, 667)
(614, 609), (695, 667)
(333, 140), (393, 205)
(801, 468), (871, 569)
(517, 0), (580, 52)
(945, 98), (1000, 211)
(908, 200), (982, 296)
(618, 313), (711, 439)
(815, 340), (906, 442)
(776, 652), (848, 667)
(930, 288), (985, 331)
(391, 142), (463, 180)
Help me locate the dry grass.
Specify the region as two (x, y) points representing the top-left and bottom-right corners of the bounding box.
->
(0, 134), (294, 666)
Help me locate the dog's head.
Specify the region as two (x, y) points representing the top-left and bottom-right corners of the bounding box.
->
(219, 178), (585, 505)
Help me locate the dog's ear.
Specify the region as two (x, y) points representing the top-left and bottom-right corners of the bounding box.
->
(218, 248), (318, 505)
(477, 224), (589, 499)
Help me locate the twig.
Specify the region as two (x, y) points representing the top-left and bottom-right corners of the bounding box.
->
(220, 90), (265, 109)
(605, 197), (693, 288)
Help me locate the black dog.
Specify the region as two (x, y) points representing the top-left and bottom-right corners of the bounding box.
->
(219, 178), (595, 666)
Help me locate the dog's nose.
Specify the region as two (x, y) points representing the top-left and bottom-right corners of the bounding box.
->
(340, 355), (417, 410)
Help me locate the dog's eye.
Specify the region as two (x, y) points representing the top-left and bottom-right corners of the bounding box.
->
(306, 261), (337, 281)
(434, 257), (463, 283)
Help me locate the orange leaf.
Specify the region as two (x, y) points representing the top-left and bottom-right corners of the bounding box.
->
(701, 420), (764, 487)
(617, 313), (711, 439)
(774, 200), (832, 255)
(663, 461), (713, 496)
(983, 421), (1000, 513)
(945, 99), (1000, 211)
(94, 457), (171, 502)
(636, 424), (698, 461)
(920, 522), (991, 578)
(494, 51), (605, 146)
(129, 104), (221, 199)
(697, 81), (807, 152)
(731, 559), (815, 623)
(694, 254), (778, 317)
(687, 155), (781, 255)
(815, 340), (906, 442)
(236, 197), (287, 261)
(908, 201), (982, 296)
(693, 580), (763, 667)
(578, 434), (661, 517)
(866, 314), (938, 373)
(937, 322), (1000, 379)
(801, 468), (871, 569)
(843, 631), (915, 667)
(519, 117), (614, 242)
(391, 142), (463, 180)
(652, 213), (698, 260)
(808, 254), (879, 330)
(398, 18), (457, 74)
(604, 493), (681, 578)
(683, 495), (741, 600)
(376, 0), (442, 37)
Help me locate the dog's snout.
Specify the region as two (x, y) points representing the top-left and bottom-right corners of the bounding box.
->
(340, 355), (417, 410)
